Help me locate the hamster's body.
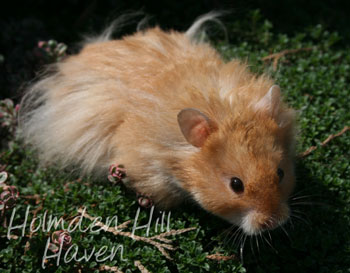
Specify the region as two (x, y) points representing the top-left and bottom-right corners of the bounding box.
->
(20, 16), (296, 235)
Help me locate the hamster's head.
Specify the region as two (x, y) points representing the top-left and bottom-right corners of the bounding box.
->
(177, 85), (296, 235)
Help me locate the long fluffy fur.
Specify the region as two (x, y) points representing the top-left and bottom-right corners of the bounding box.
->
(19, 12), (224, 175)
(19, 14), (296, 214)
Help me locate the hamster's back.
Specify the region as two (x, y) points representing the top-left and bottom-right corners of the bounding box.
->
(19, 25), (273, 179)
(61, 27), (224, 99)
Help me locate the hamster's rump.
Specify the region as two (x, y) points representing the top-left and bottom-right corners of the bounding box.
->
(20, 18), (296, 234)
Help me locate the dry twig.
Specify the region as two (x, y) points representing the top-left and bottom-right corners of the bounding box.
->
(100, 264), (124, 273)
(22, 194), (44, 205)
(1, 234), (19, 239)
(299, 126), (350, 158)
(134, 260), (151, 273)
(206, 253), (237, 261)
(116, 220), (132, 230)
(77, 208), (196, 260)
(262, 47), (313, 71)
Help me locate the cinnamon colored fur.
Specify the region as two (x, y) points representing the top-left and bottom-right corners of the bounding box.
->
(20, 15), (296, 235)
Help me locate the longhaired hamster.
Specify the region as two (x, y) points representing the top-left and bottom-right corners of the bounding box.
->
(19, 13), (296, 235)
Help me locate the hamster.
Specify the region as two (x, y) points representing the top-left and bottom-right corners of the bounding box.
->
(19, 14), (296, 235)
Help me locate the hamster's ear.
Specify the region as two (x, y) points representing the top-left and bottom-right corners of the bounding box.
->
(177, 108), (217, 147)
(254, 85), (281, 117)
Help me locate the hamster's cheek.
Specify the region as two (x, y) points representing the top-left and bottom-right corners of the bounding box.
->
(281, 173), (295, 200)
(213, 203), (250, 227)
(222, 212), (245, 226)
(279, 159), (296, 200)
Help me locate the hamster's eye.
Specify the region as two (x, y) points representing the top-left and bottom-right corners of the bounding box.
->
(230, 177), (244, 193)
(277, 168), (284, 182)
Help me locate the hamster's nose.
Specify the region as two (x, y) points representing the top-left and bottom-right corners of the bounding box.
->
(241, 203), (290, 235)
(254, 213), (279, 231)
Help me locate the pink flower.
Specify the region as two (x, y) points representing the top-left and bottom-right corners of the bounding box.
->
(38, 41), (46, 48)
(0, 185), (19, 210)
(51, 230), (72, 250)
(138, 195), (153, 208)
(15, 104), (20, 113)
(0, 171), (8, 185)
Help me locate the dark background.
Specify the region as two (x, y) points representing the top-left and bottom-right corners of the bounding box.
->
(1, 0), (350, 100)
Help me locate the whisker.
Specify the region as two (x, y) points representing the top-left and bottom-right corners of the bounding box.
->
(286, 215), (295, 229)
(290, 213), (311, 226)
(211, 224), (236, 250)
(290, 195), (314, 201)
(256, 234), (260, 254)
(262, 234), (277, 253)
(280, 225), (291, 243)
(240, 234), (247, 263)
(267, 230), (273, 245)
(291, 209), (309, 217)
(230, 227), (243, 248)
(289, 188), (327, 203)
(249, 235), (255, 257)
(220, 225), (237, 247)
(289, 188), (313, 198)
(230, 227), (244, 250)
(290, 201), (328, 207)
